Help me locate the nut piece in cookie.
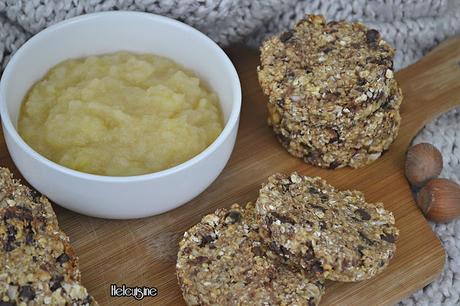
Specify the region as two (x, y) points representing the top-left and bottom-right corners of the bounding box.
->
(255, 172), (399, 282)
(176, 202), (325, 305)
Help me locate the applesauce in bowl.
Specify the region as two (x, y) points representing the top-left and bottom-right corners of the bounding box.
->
(0, 11), (241, 218)
(18, 52), (223, 176)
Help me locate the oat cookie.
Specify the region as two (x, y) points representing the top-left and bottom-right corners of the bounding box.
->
(0, 206), (98, 305)
(255, 173), (399, 282)
(0, 206), (80, 281)
(258, 14), (396, 126)
(0, 279), (96, 306)
(271, 86), (402, 168)
(176, 202), (325, 306)
(0, 168), (98, 305)
(0, 168), (58, 229)
(257, 15), (402, 169)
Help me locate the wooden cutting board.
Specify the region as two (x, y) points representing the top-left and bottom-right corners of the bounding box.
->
(2, 36), (460, 305)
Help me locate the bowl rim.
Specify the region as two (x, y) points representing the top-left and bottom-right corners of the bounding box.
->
(0, 11), (241, 183)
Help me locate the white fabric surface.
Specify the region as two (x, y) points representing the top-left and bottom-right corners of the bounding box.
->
(0, 1), (459, 304)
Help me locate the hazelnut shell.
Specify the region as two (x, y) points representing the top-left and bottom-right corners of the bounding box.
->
(405, 143), (443, 188)
(416, 178), (460, 223)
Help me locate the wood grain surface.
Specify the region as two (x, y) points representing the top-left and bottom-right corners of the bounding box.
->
(2, 37), (460, 305)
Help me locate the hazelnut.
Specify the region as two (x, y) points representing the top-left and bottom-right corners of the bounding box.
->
(405, 143), (443, 188)
(416, 178), (460, 223)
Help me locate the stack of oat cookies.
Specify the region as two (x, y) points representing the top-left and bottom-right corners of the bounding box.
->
(176, 172), (399, 305)
(258, 15), (402, 169)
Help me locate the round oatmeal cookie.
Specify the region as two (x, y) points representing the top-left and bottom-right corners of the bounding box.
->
(0, 167), (58, 228)
(257, 14), (396, 126)
(0, 277), (96, 306)
(255, 173), (399, 282)
(0, 207), (97, 305)
(176, 202), (325, 306)
(270, 86), (402, 169)
(0, 206), (81, 282)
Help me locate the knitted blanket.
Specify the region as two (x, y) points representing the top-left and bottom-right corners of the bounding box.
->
(1, 1), (459, 304)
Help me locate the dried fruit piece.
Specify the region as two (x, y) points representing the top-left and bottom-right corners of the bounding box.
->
(366, 29), (380, 46)
(279, 31), (293, 43)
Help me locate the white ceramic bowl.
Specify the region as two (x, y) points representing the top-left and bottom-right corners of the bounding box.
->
(0, 12), (241, 219)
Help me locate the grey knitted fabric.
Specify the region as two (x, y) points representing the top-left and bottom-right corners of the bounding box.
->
(1, 0), (460, 69)
(403, 109), (460, 306)
(0, 1), (459, 304)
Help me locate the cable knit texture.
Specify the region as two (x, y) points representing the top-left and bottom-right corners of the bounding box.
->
(0, 1), (459, 304)
(408, 109), (460, 306)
